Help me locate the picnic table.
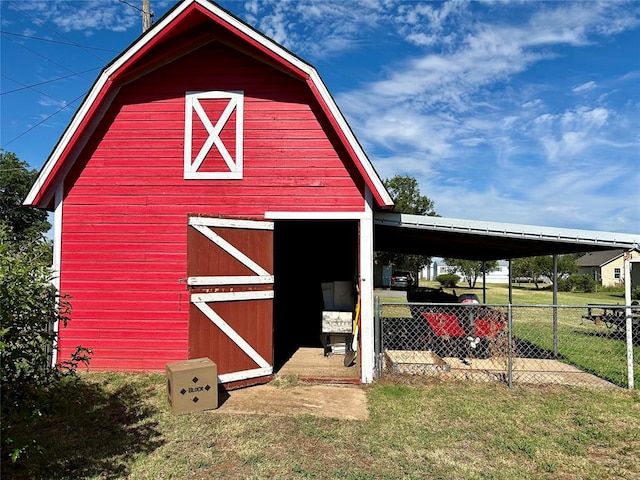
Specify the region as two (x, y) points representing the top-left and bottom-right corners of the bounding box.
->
(582, 304), (640, 332)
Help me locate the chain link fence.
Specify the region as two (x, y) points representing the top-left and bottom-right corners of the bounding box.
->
(376, 300), (640, 389)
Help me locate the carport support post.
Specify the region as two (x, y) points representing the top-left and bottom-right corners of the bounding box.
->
(360, 189), (376, 383)
(624, 252), (634, 390)
(508, 259), (513, 304)
(553, 254), (558, 358)
(482, 261), (487, 303)
(507, 304), (513, 388)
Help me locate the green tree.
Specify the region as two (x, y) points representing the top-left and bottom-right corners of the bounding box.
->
(0, 151), (90, 463)
(384, 175), (437, 216)
(512, 255), (578, 288)
(534, 255), (579, 285)
(444, 259), (499, 289)
(512, 257), (539, 286)
(378, 175), (438, 284)
(0, 150), (50, 244)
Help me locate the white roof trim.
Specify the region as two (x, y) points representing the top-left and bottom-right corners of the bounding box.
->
(24, 0), (392, 207)
(265, 211), (367, 220)
(375, 212), (640, 249)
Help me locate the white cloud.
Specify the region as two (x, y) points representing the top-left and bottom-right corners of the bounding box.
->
(163, 0), (640, 233)
(521, 99), (543, 109)
(573, 81), (597, 93)
(4, 0), (170, 33)
(348, 4), (630, 115)
(244, 0), (260, 16)
(328, 1), (639, 233)
(38, 97), (68, 109)
(427, 161), (640, 232)
(532, 106), (611, 162)
(243, 0), (392, 58)
(395, 1), (468, 46)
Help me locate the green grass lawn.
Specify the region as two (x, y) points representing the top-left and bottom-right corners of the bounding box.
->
(510, 307), (639, 387)
(415, 280), (628, 306)
(3, 373), (639, 480)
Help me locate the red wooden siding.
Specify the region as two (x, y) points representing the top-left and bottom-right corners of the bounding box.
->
(56, 40), (366, 371)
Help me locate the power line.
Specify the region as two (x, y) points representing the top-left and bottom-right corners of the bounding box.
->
(0, 73), (81, 109)
(1, 91), (87, 149)
(117, 0), (155, 31)
(2, 34), (96, 84)
(1, 68), (102, 96)
(6, 1), (109, 63)
(0, 71), (87, 148)
(1, 1), (154, 149)
(117, 0), (144, 13)
(0, 31), (119, 53)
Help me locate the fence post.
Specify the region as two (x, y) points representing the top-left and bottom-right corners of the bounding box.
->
(626, 309), (634, 390)
(374, 295), (381, 380)
(507, 304), (513, 388)
(552, 255), (559, 358)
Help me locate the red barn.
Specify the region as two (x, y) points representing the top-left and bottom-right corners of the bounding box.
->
(25, 0), (393, 386)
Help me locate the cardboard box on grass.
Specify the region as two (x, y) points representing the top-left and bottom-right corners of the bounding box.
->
(166, 358), (218, 415)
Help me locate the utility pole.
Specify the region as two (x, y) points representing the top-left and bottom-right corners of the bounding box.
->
(142, 0), (152, 32)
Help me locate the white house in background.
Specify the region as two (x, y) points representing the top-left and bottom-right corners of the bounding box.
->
(422, 259), (510, 284)
(576, 248), (640, 287)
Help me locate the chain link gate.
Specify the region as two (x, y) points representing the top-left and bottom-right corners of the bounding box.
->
(376, 300), (639, 389)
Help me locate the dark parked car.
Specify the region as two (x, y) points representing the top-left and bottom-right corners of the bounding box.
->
(457, 293), (480, 304)
(407, 287), (457, 303)
(390, 271), (414, 289)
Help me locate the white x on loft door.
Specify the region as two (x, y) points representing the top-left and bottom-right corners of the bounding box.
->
(184, 91), (243, 179)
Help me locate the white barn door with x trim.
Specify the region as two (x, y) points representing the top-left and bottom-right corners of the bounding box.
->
(187, 216), (274, 389)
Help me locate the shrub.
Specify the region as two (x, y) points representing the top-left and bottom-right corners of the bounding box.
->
(557, 274), (596, 293)
(632, 286), (640, 301)
(598, 285), (625, 294)
(436, 273), (460, 288)
(0, 225), (91, 463)
(556, 276), (569, 292)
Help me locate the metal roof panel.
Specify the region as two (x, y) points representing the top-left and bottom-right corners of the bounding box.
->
(374, 212), (639, 260)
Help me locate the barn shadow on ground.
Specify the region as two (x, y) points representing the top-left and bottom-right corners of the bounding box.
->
(2, 378), (163, 479)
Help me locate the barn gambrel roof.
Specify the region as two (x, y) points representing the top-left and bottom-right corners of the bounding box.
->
(24, 0), (394, 209)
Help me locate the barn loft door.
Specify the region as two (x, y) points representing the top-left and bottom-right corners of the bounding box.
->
(187, 216), (274, 388)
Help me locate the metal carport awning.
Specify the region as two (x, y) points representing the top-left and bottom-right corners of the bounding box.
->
(374, 212), (639, 260)
(374, 212), (640, 390)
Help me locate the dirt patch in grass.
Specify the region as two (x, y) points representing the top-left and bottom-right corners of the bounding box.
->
(214, 383), (369, 420)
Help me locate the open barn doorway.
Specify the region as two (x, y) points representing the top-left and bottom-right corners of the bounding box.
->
(273, 220), (359, 374)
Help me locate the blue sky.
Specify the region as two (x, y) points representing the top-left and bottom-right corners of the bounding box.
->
(1, 0), (639, 234)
